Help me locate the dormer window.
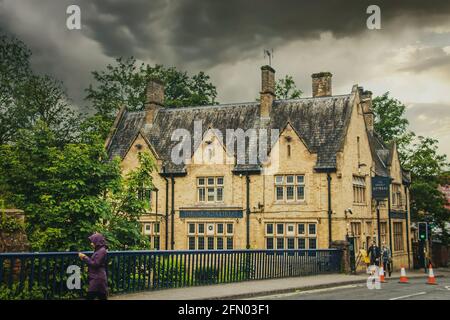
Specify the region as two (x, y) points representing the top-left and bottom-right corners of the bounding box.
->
(197, 176), (224, 203)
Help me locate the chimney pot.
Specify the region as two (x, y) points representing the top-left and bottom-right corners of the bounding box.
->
(312, 72), (332, 97)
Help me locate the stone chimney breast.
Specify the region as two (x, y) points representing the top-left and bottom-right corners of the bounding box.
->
(312, 72), (332, 97)
(144, 78), (165, 126)
(260, 65), (276, 119)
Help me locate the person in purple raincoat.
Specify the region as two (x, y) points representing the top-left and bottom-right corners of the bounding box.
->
(78, 233), (108, 300)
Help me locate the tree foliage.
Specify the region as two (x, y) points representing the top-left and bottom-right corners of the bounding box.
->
(373, 93), (450, 243)
(275, 75), (303, 100)
(95, 151), (157, 250)
(372, 92), (414, 160)
(0, 122), (120, 251)
(85, 57), (218, 136)
(0, 32), (80, 146)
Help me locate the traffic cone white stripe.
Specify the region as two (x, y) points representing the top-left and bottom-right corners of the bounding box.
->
(399, 266), (408, 284)
(427, 264), (437, 285)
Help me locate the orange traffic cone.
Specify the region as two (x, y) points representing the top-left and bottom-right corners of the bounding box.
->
(427, 264), (437, 285)
(399, 266), (409, 284)
(379, 265), (386, 283)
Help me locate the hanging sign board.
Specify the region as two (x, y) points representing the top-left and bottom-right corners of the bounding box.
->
(371, 176), (390, 200)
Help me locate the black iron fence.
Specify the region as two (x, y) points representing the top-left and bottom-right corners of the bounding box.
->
(0, 249), (342, 299)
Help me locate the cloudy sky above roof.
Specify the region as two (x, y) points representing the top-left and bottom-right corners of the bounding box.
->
(1, 0), (449, 156)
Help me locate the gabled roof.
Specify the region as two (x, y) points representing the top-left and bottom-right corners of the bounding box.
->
(367, 131), (411, 184)
(107, 95), (354, 173)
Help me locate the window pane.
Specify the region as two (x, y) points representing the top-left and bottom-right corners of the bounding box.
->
(188, 237), (196, 250)
(216, 187), (223, 201)
(309, 238), (317, 249)
(286, 186), (294, 200)
(198, 188), (205, 202)
(276, 187), (284, 201)
(298, 224), (305, 235)
(297, 186), (305, 200)
(207, 177), (215, 185)
(155, 223), (160, 234)
(207, 188), (215, 201)
(217, 223), (224, 234)
(277, 224), (284, 235)
(198, 237), (205, 250)
(275, 176), (283, 185)
(287, 238), (295, 249)
(287, 225), (294, 233)
(188, 223), (195, 234)
(297, 175), (304, 184)
(198, 178), (205, 186)
(298, 238), (306, 249)
(207, 237), (214, 250)
(276, 238), (284, 249)
(266, 238), (274, 249)
(286, 175), (294, 184)
(198, 224), (205, 234)
(266, 224), (273, 235)
(154, 236), (160, 250)
(308, 224), (316, 235)
(217, 237), (224, 250)
(226, 237), (233, 250)
(217, 177), (224, 185)
(227, 223), (233, 234)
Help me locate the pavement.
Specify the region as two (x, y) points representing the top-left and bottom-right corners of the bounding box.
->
(110, 268), (449, 300)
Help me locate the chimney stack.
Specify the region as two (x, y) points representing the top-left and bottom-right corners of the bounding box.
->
(358, 87), (374, 133)
(144, 78), (164, 125)
(260, 65), (276, 118)
(312, 72), (332, 97)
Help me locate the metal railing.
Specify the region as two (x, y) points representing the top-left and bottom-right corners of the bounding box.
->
(0, 249), (342, 299)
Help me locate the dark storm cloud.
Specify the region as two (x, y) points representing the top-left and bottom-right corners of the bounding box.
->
(77, 0), (450, 66)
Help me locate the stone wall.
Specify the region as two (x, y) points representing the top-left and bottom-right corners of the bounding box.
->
(0, 209), (30, 253)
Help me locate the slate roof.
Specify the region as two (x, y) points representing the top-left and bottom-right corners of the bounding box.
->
(107, 94), (354, 173)
(367, 131), (411, 183)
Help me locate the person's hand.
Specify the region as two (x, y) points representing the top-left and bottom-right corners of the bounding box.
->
(78, 253), (86, 260)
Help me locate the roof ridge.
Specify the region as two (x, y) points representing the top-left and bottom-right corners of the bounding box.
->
(163, 101), (258, 111)
(274, 94), (351, 103)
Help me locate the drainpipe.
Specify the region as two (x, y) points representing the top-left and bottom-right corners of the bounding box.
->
(246, 173), (251, 249)
(387, 180), (393, 259)
(162, 173), (169, 250)
(171, 175), (175, 250)
(327, 172), (332, 248)
(155, 188), (159, 224)
(376, 200), (381, 247)
(404, 184), (411, 269)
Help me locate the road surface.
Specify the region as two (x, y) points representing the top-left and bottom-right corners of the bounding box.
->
(252, 276), (450, 300)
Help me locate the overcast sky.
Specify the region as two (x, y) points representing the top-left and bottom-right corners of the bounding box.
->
(1, 0), (449, 156)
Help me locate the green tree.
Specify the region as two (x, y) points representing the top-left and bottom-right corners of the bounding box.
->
(403, 136), (450, 244)
(373, 92), (450, 243)
(95, 151), (156, 250)
(0, 32), (33, 144)
(372, 92), (414, 160)
(85, 57), (218, 135)
(275, 75), (303, 99)
(0, 122), (121, 251)
(0, 32), (81, 145)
